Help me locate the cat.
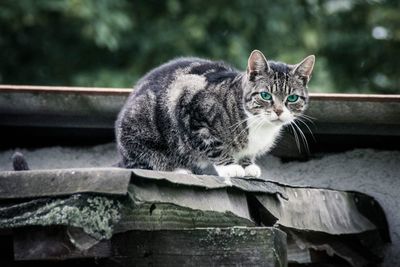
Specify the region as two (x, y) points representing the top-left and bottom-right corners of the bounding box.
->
(115, 50), (315, 178)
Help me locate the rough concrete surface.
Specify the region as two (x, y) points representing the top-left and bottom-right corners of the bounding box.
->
(0, 143), (399, 266)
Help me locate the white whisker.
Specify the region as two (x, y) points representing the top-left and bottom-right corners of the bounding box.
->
(295, 118), (316, 142)
(228, 115), (261, 147)
(299, 114), (316, 123)
(253, 115), (266, 134)
(292, 120), (310, 154)
(229, 116), (253, 129)
(229, 113), (263, 133)
(289, 123), (301, 153)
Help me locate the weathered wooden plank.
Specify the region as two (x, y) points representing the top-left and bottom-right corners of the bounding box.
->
(255, 188), (376, 235)
(0, 168), (285, 200)
(0, 166), (389, 266)
(130, 182), (251, 221)
(132, 169), (227, 189)
(126, 182), (253, 231)
(116, 202), (254, 233)
(13, 226), (111, 260)
(108, 227), (287, 267)
(132, 169), (287, 197)
(0, 168), (131, 199)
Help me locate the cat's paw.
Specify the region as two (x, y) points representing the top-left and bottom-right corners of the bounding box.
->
(214, 164), (245, 178)
(244, 164), (262, 178)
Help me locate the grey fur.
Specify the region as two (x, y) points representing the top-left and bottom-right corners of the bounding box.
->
(115, 50), (314, 176)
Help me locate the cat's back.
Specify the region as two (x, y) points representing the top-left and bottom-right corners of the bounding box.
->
(117, 56), (240, 142)
(133, 57), (237, 97)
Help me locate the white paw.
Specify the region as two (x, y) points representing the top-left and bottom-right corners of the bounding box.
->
(173, 168), (192, 174)
(214, 164), (245, 178)
(244, 164), (262, 178)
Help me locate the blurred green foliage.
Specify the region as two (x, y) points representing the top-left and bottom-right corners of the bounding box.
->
(0, 0), (399, 93)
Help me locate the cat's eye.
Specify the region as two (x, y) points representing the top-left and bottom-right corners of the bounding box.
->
(260, 92), (272, 101)
(287, 94), (299, 103)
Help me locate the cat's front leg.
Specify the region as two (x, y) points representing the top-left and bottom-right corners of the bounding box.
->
(205, 142), (246, 178)
(239, 157), (262, 178)
(191, 128), (245, 178)
(210, 152), (247, 177)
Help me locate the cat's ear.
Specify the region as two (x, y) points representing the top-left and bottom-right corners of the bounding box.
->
(247, 50), (270, 75)
(292, 55), (315, 82)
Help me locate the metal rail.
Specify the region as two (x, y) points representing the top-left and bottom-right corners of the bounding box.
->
(1, 84), (399, 102)
(0, 84), (399, 152)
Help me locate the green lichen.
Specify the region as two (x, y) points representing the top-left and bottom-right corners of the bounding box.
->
(0, 194), (122, 240)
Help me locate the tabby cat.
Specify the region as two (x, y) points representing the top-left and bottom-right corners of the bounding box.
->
(115, 50), (315, 178)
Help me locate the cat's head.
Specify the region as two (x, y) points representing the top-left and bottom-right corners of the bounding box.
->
(243, 50), (315, 126)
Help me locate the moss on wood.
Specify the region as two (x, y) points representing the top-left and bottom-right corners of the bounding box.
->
(0, 195), (122, 239)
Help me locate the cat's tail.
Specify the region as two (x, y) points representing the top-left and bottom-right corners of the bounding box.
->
(12, 152), (30, 171)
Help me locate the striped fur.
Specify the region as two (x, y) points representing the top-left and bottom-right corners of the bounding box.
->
(115, 50), (315, 178)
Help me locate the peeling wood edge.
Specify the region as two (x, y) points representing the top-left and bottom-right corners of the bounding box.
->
(1, 84), (399, 102)
(0, 168), (384, 200)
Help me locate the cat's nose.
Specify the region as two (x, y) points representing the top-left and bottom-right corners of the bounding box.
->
(274, 108), (283, 116)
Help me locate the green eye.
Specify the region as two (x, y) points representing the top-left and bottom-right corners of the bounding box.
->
(260, 92), (272, 101)
(287, 94), (299, 102)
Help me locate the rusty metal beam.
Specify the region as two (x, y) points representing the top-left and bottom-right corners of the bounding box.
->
(0, 84), (132, 95)
(1, 84), (399, 102)
(0, 84), (399, 151)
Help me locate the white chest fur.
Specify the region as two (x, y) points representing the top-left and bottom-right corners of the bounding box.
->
(233, 118), (282, 160)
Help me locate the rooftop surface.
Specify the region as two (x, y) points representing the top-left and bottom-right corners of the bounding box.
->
(0, 144), (397, 266)
(0, 86), (399, 266)
(0, 165), (389, 266)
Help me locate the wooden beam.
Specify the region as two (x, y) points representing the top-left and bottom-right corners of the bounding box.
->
(108, 227), (287, 267)
(0, 168), (131, 199)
